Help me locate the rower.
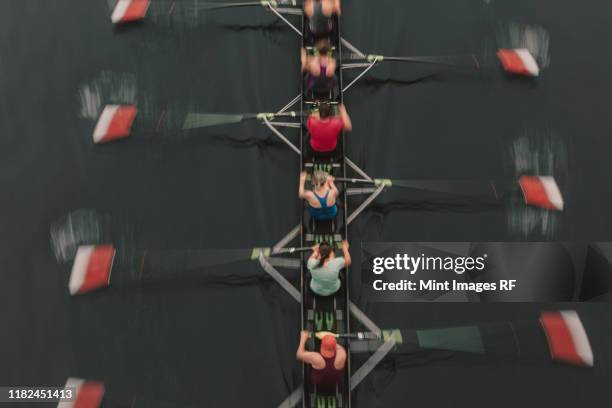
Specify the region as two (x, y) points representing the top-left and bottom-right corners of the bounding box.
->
(301, 39), (337, 80)
(299, 170), (339, 222)
(296, 330), (347, 393)
(307, 240), (351, 296)
(304, 0), (341, 37)
(305, 102), (352, 159)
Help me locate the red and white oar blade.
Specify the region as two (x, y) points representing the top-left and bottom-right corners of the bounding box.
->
(58, 378), (105, 408)
(540, 311), (594, 367)
(111, 0), (151, 24)
(93, 105), (137, 144)
(496, 48), (540, 77)
(518, 176), (564, 211)
(69, 245), (115, 295)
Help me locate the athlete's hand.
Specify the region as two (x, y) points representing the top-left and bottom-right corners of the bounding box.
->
(300, 171), (308, 180)
(342, 240), (349, 249)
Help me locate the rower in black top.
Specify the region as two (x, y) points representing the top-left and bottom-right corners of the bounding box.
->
(304, 0), (341, 37)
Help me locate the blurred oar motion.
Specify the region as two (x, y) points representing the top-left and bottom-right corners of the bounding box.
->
(58, 377), (201, 408)
(354, 48), (540, 77)
(337, 175), (564, 211)
(111, 0), (151, 25)
(66, 245), (297, 296)
(109, 0), (301, 26)
(182, 111), (301, 129)
(314, 310), (593, 367)
(59, 310), (593, 407)
(91, 107), (301, 144)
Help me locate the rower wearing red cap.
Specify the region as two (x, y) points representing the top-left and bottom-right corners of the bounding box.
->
(296, 330), (347, 393)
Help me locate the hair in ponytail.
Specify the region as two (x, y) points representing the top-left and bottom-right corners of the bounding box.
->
(316, 242), (333, 268)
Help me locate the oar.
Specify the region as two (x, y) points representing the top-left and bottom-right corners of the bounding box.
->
(370, 54), (481, 70)
(201, 1), (270, 10)
(336, 177), (496, 198)
(335, 176), (564, 211)
(183, 1), (301, 12)
(346, 48), (540, 77)
(273, 242), (343, 255)
(67, 245), (295, 296)
(273, 246), (313, 255)
(183, 111), (300, 130)
(316, 312), (593, 367)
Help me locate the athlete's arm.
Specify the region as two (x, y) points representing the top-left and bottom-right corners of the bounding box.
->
(339, 104), (352, 132)
(309, 57), (321, 77)
(299, 171), (309, 199)
(341, 240), (352, 267)
(296, 331), (325, 368)
(333, 0), (341, 15)
(327, 176), (339, 200)
(304, 0), (313, 17)
(301, 168), (325, 206)
(334, 344), (347, 369)
(301, 48), (308, 72)
(326, 58), (337, 77)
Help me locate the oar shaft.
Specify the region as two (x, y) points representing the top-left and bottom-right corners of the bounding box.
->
(383, 55), (480, 69)
(273, 247), (312, 255)
(343, 54), (481, 69)
(314, 331), (382, 340)
(203, 2), (265, 10)
(334, 177), (376, 185)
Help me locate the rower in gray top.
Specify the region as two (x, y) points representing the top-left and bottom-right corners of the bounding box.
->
(307, 240), (352, 296)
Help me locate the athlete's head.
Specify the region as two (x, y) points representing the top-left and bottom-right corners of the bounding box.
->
(319, 102), (333, 118)
(315, 241), (333, 268)
(312, 170), (328, 188)
(320, 334), (337, 358)
(316, 39), (331, 56)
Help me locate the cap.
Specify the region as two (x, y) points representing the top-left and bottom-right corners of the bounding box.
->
(320, 335), (337, 358)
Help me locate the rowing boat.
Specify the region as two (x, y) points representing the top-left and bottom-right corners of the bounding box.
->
(300, 12), (351, 408)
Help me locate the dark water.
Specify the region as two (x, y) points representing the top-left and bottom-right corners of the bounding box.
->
(1, 0), (612, 406)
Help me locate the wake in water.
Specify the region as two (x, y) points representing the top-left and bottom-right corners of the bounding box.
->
(78, 71), (137, 119)
(497, 23), (551, 70)
(507, 127), (569, 237)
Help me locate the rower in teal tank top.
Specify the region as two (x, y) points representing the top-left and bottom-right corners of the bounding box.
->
(299, 170), (339, 222)
(308, 190), (337, 221)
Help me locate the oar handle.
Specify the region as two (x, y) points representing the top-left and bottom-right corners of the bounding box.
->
(343, 332), (381, 340)
(274, 242), (343, 255)
(313, 331), (382, 340)
(255, 111), (302, 121)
